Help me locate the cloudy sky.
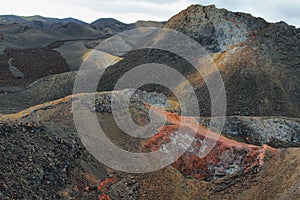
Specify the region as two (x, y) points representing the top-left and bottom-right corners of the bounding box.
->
(0, 0), (299, 27)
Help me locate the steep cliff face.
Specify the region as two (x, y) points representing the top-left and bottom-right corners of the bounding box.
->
(165, 4), (268, 52)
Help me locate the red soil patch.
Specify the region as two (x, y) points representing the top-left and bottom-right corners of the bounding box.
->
(144, 104), (276, 180)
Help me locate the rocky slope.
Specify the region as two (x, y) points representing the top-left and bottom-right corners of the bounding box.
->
(95, 4), (300, 117)
(0, 71), (76, 114)
(0, 91), (299, 199)
(164, 4), (300, 117)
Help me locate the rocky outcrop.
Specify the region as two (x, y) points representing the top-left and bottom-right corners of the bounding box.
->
(198, 116), (300, 148)
(165, 4), (268, 52)
(143, 106), (273, 181)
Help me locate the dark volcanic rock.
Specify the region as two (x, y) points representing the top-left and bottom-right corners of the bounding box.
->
(0, 47), (70, 87)
(0, 121), (108, 199)
(0, 121), (78, 199)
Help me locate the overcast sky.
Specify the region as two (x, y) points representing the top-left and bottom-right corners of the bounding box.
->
(0, 0), (299, 27)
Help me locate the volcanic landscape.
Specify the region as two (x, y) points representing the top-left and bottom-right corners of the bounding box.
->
(0, 4), (299, 200)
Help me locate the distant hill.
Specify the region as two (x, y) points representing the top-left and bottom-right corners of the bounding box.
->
(0, 15), (86, 25)
(0, 15), (163, 51)
(91, 18), (134, 34)
(91, 18), (164, 34)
